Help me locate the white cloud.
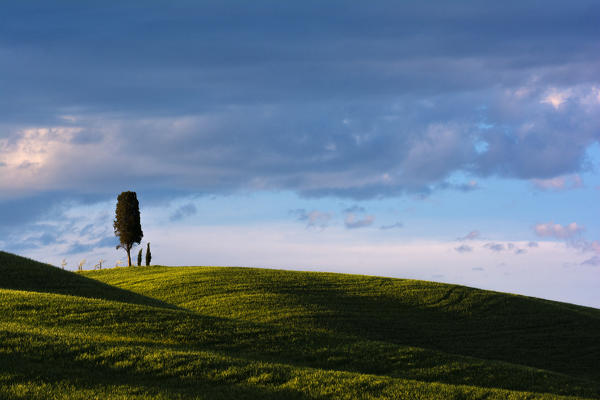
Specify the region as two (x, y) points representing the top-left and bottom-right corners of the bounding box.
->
(541, 88), (572, 109)
(531, 174), (582, 191)
(534, 222), (584, 239)
(0, 126), (82, 196)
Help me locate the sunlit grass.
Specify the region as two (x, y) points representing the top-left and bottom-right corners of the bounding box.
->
(1, 251), (599, 399)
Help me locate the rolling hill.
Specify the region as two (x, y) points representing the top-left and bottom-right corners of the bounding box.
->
(1, 251), (599, 399)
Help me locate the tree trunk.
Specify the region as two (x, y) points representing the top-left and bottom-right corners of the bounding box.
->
(127, 248), (132, 267)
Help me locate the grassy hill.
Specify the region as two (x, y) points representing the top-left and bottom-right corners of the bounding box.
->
(1, 251), (599, 399)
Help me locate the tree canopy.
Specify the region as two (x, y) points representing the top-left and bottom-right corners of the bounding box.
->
(113, 191), (143, 267)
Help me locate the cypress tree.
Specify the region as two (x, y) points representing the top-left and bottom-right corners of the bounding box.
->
(113, 191), (143, 267)
(137, 248), (143, 267)
(146, 242), (152, 266)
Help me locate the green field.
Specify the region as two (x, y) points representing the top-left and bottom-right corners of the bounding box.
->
(1, 250), (599, 399)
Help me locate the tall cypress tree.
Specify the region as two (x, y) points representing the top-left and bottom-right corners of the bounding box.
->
(113, 191), (143, 267)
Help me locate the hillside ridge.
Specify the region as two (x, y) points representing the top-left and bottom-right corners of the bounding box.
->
(1, 251), (599, 399)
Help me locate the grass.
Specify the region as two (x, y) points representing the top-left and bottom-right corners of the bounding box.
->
(1, 251), (599, 399)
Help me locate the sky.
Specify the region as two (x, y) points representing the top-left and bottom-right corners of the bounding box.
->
(1, 1), (600, 308)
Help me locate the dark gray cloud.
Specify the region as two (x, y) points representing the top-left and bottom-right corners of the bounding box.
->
(0, 193), (71, 229)
(0, 1), (599, 207)
(455, 244), (473, 253)
(581, 256), (600, 266)
(436, 180), (479, 192)
(170, 203), (197, 222)
(380, 222), (403, 230)
(458, 230), (481, 241)
(484, 242), (505, 252)
(344, 214), (374, 229)
(290, 209), (332, 229)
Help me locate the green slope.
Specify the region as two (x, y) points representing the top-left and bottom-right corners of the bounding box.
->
(86, 265), (600, 382)
(0, 251), (174, 309)
(0, 252), (599, 399)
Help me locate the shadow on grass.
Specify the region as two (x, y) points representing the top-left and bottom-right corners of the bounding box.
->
(2, 304), (598, 399)
(262, 273), (600, 384)
(0, 251), (177, 310)
(0, 341), (311, 400)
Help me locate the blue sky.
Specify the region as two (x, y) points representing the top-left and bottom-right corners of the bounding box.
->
(1, 1), (600, 307)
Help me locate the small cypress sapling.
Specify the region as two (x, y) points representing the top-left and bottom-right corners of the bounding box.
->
(146, 242), (151, 266)
(137, 248), (143, 267)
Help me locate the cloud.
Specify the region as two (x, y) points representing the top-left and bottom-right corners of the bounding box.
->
(343, 205), (366, 214)
(532, 223), (600, 258)
(437, 180), (479, 192)
(569, 239), (600, 254)
(534, 222), (584, 239)
(541, 88), (573, 109)
(455, 244), (473, 253)
(581, 256), (600, 266)
(64, 236), (118, 255)
(484, 243), (505, 252)
(458, 230), (481, 241)
(527, 241), (539, 248)
(531, 174), (583, 191)
(0, 2), (598, 205)
(170, 203), (197, 221)
(291, 209), (332, 229)
(455, 180), (479, 192)
(380, 222), (404, 230)
(344, 214), (375, 229)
